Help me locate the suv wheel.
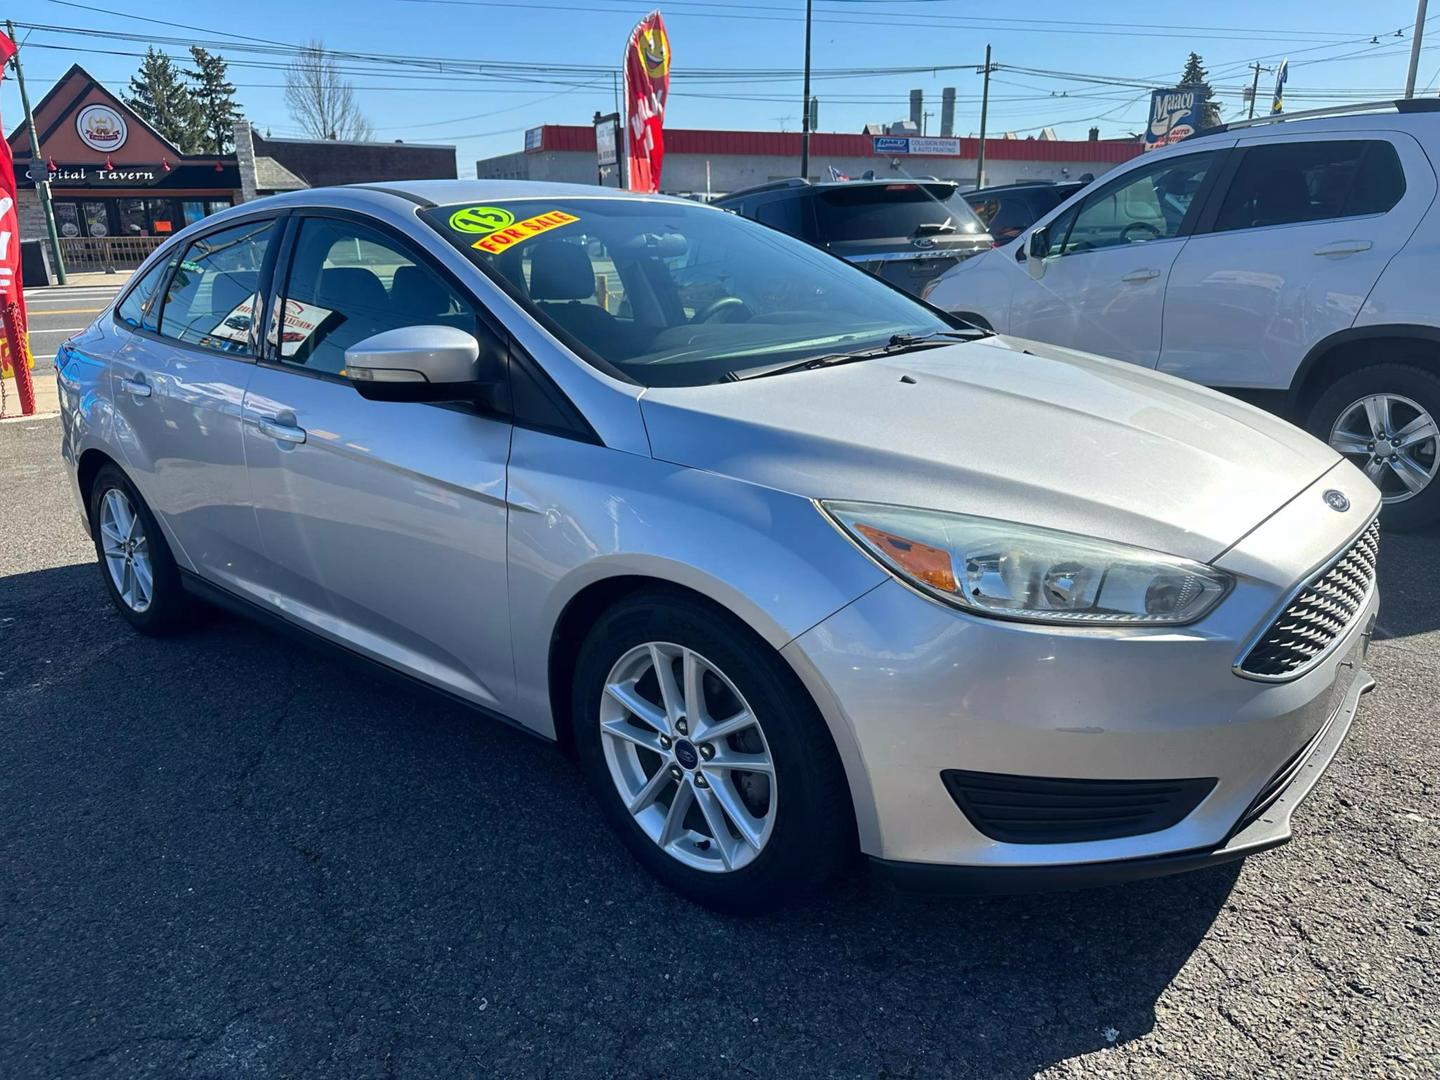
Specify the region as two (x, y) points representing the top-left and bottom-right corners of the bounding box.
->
(88, 464), (198, 634)
(572, 591), (853, 914)
(1308, 364), (1440, 531)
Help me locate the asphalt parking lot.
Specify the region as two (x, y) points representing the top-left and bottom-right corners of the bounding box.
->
(1, 413), (1436, 1078)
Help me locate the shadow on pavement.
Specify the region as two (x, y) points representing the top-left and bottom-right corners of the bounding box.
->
(3, 561), (1239, 1078)
(1373, 527), (1440, 644)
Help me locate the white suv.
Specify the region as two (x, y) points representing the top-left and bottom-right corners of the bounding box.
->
(927, 100), (1440, 529)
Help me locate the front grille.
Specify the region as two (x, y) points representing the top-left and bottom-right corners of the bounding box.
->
(941, 770), (1216, 844)
(1239, 520), (1380, 680)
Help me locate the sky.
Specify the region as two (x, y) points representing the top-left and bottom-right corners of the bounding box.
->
(5, 0), (1439, 171)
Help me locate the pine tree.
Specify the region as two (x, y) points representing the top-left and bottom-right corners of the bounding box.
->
(184, 47), (242, 154)
(1180, 52), (1222, 128)
(125, 49), (205, 153)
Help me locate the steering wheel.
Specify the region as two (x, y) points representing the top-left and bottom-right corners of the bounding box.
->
(695, 296), (752, 324)
(1120, 221), (1163, 243)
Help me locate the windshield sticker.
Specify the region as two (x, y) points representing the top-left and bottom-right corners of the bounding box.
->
(469, 210), (580, 254)
(448, 205), (516, 234)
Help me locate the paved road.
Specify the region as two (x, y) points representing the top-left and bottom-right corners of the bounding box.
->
(1, 416), (1436, 1078)
(22, 282), (123, 373)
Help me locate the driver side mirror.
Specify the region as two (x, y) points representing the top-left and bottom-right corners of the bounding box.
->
(1025, 227), (1049, 279)
(344, 325), (505, 407)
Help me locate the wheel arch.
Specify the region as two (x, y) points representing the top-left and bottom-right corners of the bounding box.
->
(1290, 325), (1440, 419)
(76, 447), (123, 528)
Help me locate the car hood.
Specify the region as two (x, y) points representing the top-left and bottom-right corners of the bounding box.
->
(638, 335), (1342, 563)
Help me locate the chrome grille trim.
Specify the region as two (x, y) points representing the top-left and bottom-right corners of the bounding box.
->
(1235, 518), (1380, 682)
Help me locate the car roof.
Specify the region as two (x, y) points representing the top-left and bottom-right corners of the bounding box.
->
(244, 179), (710, 213)
(718, 176), (959, 202)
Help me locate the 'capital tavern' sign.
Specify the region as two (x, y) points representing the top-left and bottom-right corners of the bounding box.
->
(24, 164), (165, 186)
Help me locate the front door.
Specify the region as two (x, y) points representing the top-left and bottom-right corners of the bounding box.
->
(1160, 131), (1433, 390)
(110, 216), (278, 595)
(241, 213), (516, 710)
(1012, 148), (1223, 368)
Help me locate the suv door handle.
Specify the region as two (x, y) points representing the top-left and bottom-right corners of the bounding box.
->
(1314, 240), (1373, 257)
(1121, 268), (1161, 283)
(252, 415), (307, 444)
(119, 375), (152, 399)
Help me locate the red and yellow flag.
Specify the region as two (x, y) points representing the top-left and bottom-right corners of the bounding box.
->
(0, 29), (34, 379)
(623, 11), (671, 193)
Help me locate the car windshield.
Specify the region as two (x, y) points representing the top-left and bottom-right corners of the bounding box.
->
(420, 197), (956, 387)
(812, 183), (989, 242)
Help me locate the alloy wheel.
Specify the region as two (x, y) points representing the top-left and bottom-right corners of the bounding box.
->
(599, 642), (776, 873)
(98, 487), (153, 613)
(1329, 393), (1439, 504)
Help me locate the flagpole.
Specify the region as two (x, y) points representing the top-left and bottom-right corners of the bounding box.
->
(799, 0), (813, 180)
(1405, 0), (1429, 99)
(5, 22), (65, 285)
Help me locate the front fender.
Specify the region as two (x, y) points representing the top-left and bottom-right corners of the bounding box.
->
(503, 428), (887, 738)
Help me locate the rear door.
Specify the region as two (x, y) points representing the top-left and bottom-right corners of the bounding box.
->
(1010, 148), (1224, 367)
(1160, 131), (1431, 390)
(240, 211), (517, 710)
(110, 215), (279, 594)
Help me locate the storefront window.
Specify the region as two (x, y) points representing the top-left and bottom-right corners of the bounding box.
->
(205, 200), (231, 216)
(81, 201), (109, 237)
(146, 198), (178, 236)
(54, 203), (81, 238)
(181, 201), (206, 227)
(117, 198), (147, 237)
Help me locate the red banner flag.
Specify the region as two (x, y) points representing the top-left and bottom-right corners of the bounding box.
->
(0, 29), (36, 390)
(623, 11), (670, 193)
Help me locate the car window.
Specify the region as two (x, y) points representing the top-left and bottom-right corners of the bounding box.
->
(1064, 152), (1216, 253)
(984, 195), (1036, 244)
(116, 253), (176, 333)
(157, 219), (276, 354)
(420, 197), (955, 387)
(1039, 203), (1081, 256)
(753, 196), (808, 238)
(812, 183), (989, 242)
(1212, 140), (1405, 233)
(277, 217), (480, 376)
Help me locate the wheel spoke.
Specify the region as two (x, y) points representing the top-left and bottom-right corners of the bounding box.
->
(1329, 430), (1372, 457)
(649, 644), (684, 731)
(601, 717), (666, 756)
(692, 785), (739, 870)
(604, 680), (668, 735)
(704, 773), (765, 850)
(1363, 395), (1392, 438)
(1390, 453), (1432, 494)
(626, 764), (673, 815)
(659, 776), (694, 847)
(120, 559), (135, 607)
(696, 709), (755, 743)
(704, 746), (775, 776)
(99, 519), (126, 549)
(131, 556), (153, 606)
(1364, 456), (1388, 484)
(681, 649), (709, 730)
(1393, 413), (1438, 451)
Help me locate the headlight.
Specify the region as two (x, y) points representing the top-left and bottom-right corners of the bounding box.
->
(822, 501), (1232, 626)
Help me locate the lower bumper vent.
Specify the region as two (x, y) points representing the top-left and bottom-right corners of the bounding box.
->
(941, 770), (1217, 844)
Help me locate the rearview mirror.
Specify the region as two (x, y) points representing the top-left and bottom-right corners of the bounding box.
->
(344, 325), (502, 406)
(1026, 228), (1048, 279)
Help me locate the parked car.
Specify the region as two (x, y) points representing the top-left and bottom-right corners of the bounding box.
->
(714, 177), (992, 297)
(927, 100), (1440, 530)
(59, 180), (1379, 913)
(964, 180), (1087, 244)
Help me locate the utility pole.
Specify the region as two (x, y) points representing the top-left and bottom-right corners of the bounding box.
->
(5, 22), (66, 285)
(799, 0), (813, 179)
(1247, 62), (1264, 119)
(975, 44), (992, 191)
(1405, 0), (1429, 98)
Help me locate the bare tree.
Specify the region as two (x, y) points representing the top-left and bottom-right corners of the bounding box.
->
(284, 41), (373, 141)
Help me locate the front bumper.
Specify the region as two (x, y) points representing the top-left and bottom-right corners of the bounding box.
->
(782, 462), (1381, 888)
(870, 667), (1374, 894)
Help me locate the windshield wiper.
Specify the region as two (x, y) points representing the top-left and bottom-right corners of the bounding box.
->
(724, 330), (979, 382)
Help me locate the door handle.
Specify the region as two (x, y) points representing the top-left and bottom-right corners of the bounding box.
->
(119, 376), (152, 399)
(253, 415), (307, 444)
(1121, 268), (1161, 283)
(1314, 240), (1372, 257)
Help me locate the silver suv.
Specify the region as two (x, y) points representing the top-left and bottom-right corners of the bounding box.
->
(929, 100), (1440, 530)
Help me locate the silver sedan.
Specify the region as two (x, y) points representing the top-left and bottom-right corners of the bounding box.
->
(56, 181), (1380, 913)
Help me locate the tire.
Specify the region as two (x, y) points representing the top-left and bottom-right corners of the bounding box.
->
(573, 591), (854, 915)
(88, 463), (198, 635)
(1306, 364), (1440, 532)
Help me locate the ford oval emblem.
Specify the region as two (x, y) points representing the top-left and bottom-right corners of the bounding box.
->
(1323, 489), (1350, 512)
(913, 237), (936, 249)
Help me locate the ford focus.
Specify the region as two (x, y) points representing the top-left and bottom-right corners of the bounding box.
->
(56, 181), (1379, 913)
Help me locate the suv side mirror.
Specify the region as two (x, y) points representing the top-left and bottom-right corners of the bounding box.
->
(344, 325), (504, 406)
(1026, 227), (1049, 279)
